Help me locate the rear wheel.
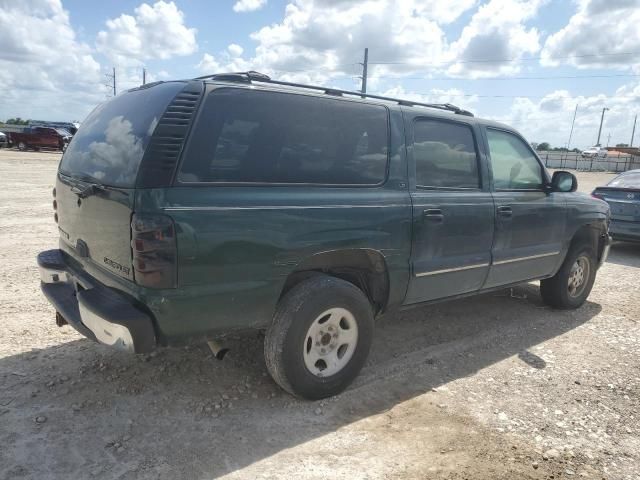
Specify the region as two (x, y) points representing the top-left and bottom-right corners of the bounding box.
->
(264, 275), (374, 400)
(540, 244), (597, 309)
(17, 142), (27, 151)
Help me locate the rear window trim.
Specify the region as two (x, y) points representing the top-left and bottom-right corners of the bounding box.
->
(173, 86), (392, 188)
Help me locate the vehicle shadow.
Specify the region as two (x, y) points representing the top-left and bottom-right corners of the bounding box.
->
(0, 285), (601, 479)
(605, 241), (640, 268)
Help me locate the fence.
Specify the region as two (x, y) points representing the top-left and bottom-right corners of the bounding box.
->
(539, 151), (640, 173)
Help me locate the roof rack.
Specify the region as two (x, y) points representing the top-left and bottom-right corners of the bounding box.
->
(194, 71), (474, 117)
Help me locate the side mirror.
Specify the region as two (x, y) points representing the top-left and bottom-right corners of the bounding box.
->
(550, 170), (578, 193)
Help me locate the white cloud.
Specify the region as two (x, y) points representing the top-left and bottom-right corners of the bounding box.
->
(446, 0), (547, 78)
(197, 53), (221, 73)
(96, 1), (197, 65)
(541, 0), (640, 69)
(228, 44), (244, 57)
(381, 85), (479, 113)
(200, 0), (482, 84)
(0, 0), (103, 121)
(233, 0), (267, 13)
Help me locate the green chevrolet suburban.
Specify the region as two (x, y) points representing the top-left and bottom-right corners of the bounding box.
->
(38, 72), (611, 399)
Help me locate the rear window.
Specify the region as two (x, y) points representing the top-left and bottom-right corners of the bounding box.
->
(413, 118), (480, 189)
(178, 88), (389, 185)
(59, 82), (184, 187)
(607, 172), (640, 189)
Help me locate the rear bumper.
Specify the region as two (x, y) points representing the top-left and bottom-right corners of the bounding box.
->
(610, 220), (640, 243)
(37, 249), (156, 353)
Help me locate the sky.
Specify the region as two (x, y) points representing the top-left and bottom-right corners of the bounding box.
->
(1, 0), (639, 149)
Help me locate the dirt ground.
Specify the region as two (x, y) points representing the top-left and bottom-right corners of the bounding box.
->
(0, 149), (638, 480)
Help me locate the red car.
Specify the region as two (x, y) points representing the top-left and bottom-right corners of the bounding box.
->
(9, 126), (72, 151)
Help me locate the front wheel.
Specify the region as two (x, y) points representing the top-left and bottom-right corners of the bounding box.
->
(540, 244), (597, 309)
(264, 275), (374, 400)
(17, 142), (27, 151)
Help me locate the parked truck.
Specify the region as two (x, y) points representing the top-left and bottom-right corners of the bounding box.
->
(8, 126), (72, 152)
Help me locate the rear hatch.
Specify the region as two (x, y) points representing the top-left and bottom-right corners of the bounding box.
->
(593, 187), (640, 222)
(55, 81), (187, 281)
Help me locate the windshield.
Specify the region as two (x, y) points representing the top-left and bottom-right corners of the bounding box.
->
(59, 81), (184, 187)
(607, 172), (640, 189)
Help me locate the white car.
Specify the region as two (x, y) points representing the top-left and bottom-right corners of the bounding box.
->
(0, 131), (7, 148)
(581, 146), (608, 158)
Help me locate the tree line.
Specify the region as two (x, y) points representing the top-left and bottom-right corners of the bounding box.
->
(2, 118), (30, 125)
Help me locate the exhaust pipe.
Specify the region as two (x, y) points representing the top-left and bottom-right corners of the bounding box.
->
(207, 340), (229, 360)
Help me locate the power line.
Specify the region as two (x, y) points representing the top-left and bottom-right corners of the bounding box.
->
(399, 92), (640, 100)
(365, 51), (640, 66)
(267, 51), (640, 74)
(366, 73), (640, 81)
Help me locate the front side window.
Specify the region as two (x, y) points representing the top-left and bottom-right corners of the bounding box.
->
(487, 129), (543, 190)
(413, 118), (480, 189)
(178, 89), (389, 185)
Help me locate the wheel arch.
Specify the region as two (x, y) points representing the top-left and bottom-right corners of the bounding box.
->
(280, 248), (390, 315)
(568, 221), (608, 263)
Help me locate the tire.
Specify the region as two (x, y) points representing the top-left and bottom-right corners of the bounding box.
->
(264, 275), (374, 400)
(17, 142), (27, 151)
(540, 243), (597, 309)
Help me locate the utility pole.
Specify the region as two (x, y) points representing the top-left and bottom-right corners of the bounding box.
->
(564, 104), (578, 167)
(104, 67), (116, 97)
(142, 67), (147, 86)
(359, 47), (368, 94)
(596, 107), (609, 146)
(606, 132), (611, 147)
(630, 114), (637, 147)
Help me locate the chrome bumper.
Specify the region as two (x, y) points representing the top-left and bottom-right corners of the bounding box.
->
(37, 249), (155, 353)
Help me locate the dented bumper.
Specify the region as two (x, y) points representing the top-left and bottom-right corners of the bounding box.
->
(37, 249), (156, 353)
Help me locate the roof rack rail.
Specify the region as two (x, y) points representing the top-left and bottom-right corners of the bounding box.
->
(195, 71), (474, 117)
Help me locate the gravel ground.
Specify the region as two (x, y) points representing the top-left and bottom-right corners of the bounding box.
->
(0, 149), (638, 479)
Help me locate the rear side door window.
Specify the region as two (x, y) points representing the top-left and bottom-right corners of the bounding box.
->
(486, 129), (543, 190)
(178, 89), (389, 185)
(413, 118), (480, 189)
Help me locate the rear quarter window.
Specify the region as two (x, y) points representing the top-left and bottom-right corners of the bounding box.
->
(608, 172), (640, 189)
(59, 82), (184, 187)
(178, 88), (389, 185)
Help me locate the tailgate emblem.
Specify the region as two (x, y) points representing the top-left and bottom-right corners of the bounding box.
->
(627, 193), (635, 199)
(76, 239), (89, 258)
(103, 257), (131, 275)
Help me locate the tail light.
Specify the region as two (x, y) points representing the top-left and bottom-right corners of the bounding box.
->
(591, 191), (604, 200)
(53, 187), (58, 223)
(131, 213), (177, 288)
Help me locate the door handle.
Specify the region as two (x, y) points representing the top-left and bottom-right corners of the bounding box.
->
(423, 208), (444, 223)
(497, 205), (513, 218)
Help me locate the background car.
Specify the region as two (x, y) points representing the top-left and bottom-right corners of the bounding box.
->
(581, 145), (608, 158)
(0, 131), (7, 148)
(592, 169), (640, 242)
(9, 126), (71, 151)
